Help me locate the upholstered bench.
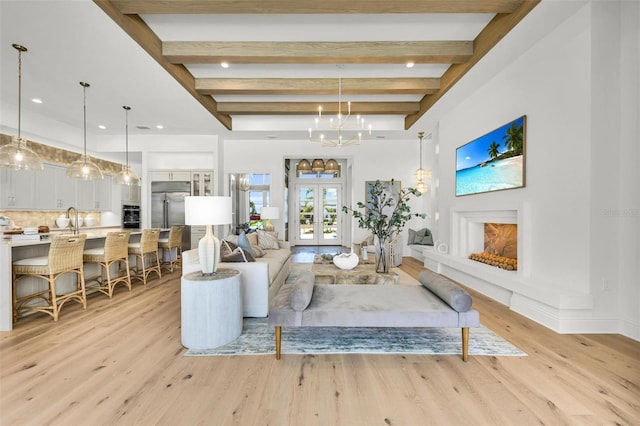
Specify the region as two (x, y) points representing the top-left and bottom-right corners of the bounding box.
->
(268, 269), (480, 361)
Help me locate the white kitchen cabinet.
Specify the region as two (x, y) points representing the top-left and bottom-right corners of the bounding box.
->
(77, 176), (112, 211)
(94, 176), (112, 211)
(35, 164), (77, 210)
(0, 168), (35, 209)
(191, 170), (213, 196)
(149, 171), (191, 182)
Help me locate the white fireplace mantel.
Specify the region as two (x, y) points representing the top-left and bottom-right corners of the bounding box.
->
(424, 206), (594, 333)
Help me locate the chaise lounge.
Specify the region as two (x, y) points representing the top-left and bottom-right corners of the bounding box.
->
(268, 268), (480, 361)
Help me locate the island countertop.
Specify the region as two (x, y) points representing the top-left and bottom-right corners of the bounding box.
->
(4, 228), (170, 247)
(0, 228), (170, 331)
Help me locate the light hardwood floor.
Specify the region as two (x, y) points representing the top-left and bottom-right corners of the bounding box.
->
(1, 255), (638, 425)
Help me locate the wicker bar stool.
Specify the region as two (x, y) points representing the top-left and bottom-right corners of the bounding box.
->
(158, 225), (184, 273)
(83, 231), (132, 298)
(12, 234), (88, 322)
(128, 228), (162, 285)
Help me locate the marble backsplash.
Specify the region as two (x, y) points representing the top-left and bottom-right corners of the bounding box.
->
(0, 210), (101, 229)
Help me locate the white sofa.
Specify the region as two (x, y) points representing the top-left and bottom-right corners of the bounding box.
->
(181, 241), (292, 317)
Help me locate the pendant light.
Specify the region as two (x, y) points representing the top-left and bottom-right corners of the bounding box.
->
(67, 82), (103, 180)
(414, 131), (430, 194)
(113, 106), (141, 186)
(238, 174), (250, 191)
(0, 44), (44, 171)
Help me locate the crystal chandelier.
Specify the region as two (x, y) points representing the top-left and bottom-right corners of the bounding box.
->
(308, 70), (372, 147)
(113, 106), (141, 186)
(67, 82), (104, 180)
(414, 132), (431, 193)
(0, 44), (44, 171)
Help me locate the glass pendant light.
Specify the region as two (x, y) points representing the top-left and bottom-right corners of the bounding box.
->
(414, 131), (430, 194)
(67, 82), (103, 180)
(113, 106), (140, 186)
(0, 44), (44, 171)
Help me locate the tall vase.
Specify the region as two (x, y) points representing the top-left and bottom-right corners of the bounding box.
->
(376, 239), (388, 273)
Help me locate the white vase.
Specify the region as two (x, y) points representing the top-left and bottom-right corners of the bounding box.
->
(333, 251), (359, 270)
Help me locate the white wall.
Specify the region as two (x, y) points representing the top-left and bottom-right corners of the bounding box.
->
(422, 1), (638, 339)
(221, 138), (433, 248)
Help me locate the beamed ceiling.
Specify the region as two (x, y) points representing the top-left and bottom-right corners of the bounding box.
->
(93, 0), (540, 132)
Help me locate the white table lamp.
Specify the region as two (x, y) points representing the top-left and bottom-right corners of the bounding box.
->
(261, 206), (280, 232)
(185, 196), (232, 275)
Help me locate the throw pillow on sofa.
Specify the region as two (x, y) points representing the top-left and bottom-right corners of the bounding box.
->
(220, 240), (238, 257)
(257, 229), (280, 250)
(222, 247), (255, 263)
(237, 231), (257, 258)
(251, 245), (265, 258)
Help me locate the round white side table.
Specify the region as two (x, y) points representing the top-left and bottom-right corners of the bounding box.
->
(181, 268), (242, 350)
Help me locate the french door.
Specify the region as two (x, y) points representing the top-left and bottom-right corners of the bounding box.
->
(294, 184), (342, 245)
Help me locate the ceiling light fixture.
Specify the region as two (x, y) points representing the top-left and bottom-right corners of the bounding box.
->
(66, 82), (103, 180)
(296, 159), (312, 175)
(0, 44), (44, 171)
(308, 67), (372, 147)
(238, 174), (250, 191)
(406, 62), (415, 68)
(324, 159), (340, 175)
(414, 131), (431, 194)
(311, 159), (325, 173)
(113, 106), (141, 186)
(31, 98), (43, 104)
(221, 62), (229, 68)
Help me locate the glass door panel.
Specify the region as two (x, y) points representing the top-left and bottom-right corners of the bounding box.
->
(297, 186), (315, 241)
(294, 184), (341, 245)
(321, 185), (340, 242)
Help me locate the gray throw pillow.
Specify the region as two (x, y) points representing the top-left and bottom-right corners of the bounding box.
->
(415, 234), (434, 245)
(418, 269), (472, 312)
(408, 228), (418, 245)
(237, 231), (256, 258)
(289, 271), (315, 312)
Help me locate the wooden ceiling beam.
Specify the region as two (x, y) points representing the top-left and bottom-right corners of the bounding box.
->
(196, 78), (440, 95)
(164, 41), (473, 65)
(111, 0), (525, 15)
(92, 0), (232, 130)
(216, 101), (420, 115)
(405, 0), (540, 129)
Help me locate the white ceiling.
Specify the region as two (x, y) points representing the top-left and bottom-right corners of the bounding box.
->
(0, 0), (526, 149)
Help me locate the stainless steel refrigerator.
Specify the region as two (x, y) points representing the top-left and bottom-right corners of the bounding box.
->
(151, 181), (191, 250)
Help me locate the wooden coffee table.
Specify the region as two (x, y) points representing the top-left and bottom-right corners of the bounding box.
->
(311, 262), (399, 285)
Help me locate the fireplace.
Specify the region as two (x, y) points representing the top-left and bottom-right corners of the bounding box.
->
(468, 223), (518, 270)
(451, 209), (521, 273)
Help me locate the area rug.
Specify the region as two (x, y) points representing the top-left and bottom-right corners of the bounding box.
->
(184, 317), (527, 357)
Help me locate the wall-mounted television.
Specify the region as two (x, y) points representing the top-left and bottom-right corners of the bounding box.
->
(456, 115), (526, 196)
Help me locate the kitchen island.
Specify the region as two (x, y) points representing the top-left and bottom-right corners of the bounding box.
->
(0, 228), (168, 331)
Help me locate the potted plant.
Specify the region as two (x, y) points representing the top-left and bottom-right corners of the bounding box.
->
(342, 179), (426, 273)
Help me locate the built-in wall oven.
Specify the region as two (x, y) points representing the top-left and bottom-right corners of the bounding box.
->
(122, 204), (141, 229)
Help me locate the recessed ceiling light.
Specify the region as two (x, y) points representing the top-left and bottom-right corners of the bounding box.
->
(31, 98), (42, 104)
(156, 125), (164, 129)
(267, 135), (277, 139)
(406, 62), (415, 68)
(136, 125), (150, 130)
(221, 62), (229, 68)
(376, 135), (386, 139)
(98, 125), (106, 130)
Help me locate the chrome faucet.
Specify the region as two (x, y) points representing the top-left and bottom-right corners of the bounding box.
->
(66, 206), (79, 235)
